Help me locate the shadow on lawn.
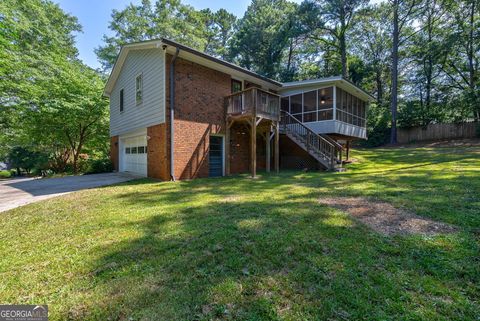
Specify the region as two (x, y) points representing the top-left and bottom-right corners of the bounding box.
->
(83, 176), (479, 320)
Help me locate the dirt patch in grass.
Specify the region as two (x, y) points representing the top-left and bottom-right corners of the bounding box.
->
(320, 197), (457, 236)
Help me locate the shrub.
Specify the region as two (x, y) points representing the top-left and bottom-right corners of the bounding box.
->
(476, 123), (480, 138)
(8, 146), (49, 175)
(84, 158), (113, 174)
(0, 170), (11, 178)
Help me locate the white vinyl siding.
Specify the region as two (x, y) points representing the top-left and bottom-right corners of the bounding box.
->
(110, 48), (165, 136)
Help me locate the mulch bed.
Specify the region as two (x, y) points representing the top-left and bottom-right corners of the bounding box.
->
(319, 197), (457, 236)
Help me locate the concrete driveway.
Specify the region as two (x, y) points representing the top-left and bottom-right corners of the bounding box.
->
(0, 172), (139, 213)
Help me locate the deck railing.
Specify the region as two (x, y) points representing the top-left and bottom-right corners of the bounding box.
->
(226, 87), (280, 120)
(281, 111), (342, 170)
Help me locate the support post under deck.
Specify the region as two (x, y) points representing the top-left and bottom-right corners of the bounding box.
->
(274, 122), (280, 173)
(250, 117), (257, 178)
(346, 140), (350, 161)
(225, 119), (231, 176)
(266, 131), (271, 173)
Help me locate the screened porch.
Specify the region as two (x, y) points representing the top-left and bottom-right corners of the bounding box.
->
(279, 85), (368, 139)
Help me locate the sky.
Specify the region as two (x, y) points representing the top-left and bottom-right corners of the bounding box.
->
(56, 0), (302, 70)
(57, 0), (383, 70)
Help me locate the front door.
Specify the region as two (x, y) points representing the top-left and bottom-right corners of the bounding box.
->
(209, 136), (223, 177)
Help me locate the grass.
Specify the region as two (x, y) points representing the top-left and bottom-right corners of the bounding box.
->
(0, 146), (479, 320)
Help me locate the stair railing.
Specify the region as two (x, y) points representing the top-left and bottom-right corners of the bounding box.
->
(280, 111), (341, 169)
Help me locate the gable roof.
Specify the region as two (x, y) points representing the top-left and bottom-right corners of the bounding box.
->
(103, 39), (375, 103)
(103, 38), (282, 96)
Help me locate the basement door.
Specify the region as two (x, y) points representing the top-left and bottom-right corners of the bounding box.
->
(122, 135), (148, 176)
(209, 136), (224, 177)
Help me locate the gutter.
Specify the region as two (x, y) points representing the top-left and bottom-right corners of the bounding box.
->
(169, 47), (180, 181)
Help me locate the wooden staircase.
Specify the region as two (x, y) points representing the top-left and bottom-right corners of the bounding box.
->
(280, 111), (343, 171)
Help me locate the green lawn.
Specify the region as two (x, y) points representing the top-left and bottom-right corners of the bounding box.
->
(1, 146), (479, 320)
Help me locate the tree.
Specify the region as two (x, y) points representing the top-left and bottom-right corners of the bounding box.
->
(202, 9), (237, 59)
(0, 0), (81, 156)
(25, 62), (109, 174)
(439, 0), (479, 121)
(229, 0), (298, 79)
(299, 0), (368, 79)
(1, 0), (110, 174)
(351, 5), (391, 105)
(388, 0), (423, 143)
(95, 0), (236, 70)
(405, 0), (450, 126)
(7, 146), (48, 175)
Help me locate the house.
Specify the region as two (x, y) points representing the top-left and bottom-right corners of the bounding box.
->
(103, 39), (374, 180)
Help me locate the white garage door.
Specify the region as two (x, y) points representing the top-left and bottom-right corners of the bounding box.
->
(123, 135), (147, 176)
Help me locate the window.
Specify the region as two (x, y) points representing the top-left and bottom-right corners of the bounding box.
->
(131, 147), (138, 154)
(290, 94), (302, 114)
(318, 87), (333, 110)
(135, 74), (143, 104)
(231, 79), (242, 93)
(335, 88), (367, 127)
(290, 94), (303, 121)
(319, 109), (333, 121)
(304, 112), (317, 122)
(138, 146), (145, 154)
(303, 90), (316, 112)
(125, 147), (131, 154)
(281, 97), (289, 112)
(120, 89), (124, 112)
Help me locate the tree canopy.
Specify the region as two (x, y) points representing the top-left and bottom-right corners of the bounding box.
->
(0, 0), (109, 173)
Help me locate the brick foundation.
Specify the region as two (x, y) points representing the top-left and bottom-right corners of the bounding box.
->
(147, 123), (169, 180)
(229, 123), (250, 174)
(110, 136), (119, 171)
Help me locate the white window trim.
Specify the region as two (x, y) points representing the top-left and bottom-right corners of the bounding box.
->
(119, 88), (125, 113)
(135, 73), (143, 105)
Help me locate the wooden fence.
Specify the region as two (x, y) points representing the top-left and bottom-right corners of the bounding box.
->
(397, 122), (479, 143)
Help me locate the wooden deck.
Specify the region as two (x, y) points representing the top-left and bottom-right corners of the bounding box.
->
(225, 87), (280, 121)
(225, 88), (281, 177)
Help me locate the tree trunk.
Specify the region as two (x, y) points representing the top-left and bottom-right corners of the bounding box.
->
(72, 152), (79, 175)
(376, 68), (383, 105)
(340, 32), (347, 78)
(424, 1), (433, 127)
(467, 0), (478, 120)
(287, 38), (294, 74)
(390, 0), (399, 144)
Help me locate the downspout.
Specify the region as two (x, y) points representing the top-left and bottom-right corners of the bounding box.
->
(169, 47), (180, 181)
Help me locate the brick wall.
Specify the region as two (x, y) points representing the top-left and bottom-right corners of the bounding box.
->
(165, 55), (231, 180)
(147, 123), (169, 180)
(256, 135), (267, 170)
(110, 136), (119, 171)
(229, 123), (250, 174)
